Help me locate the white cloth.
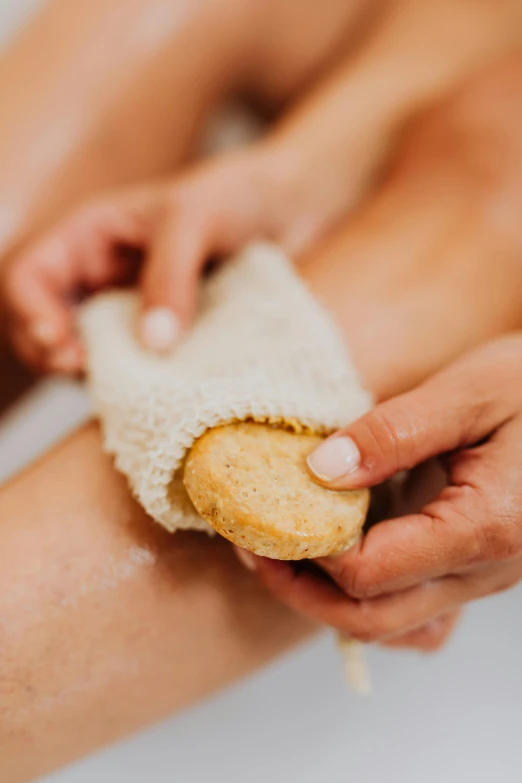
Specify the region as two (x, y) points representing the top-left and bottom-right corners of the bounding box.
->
(80, 242), (372, 534)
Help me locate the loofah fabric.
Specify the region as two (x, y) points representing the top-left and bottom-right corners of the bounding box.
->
(80, 242), (372, 534)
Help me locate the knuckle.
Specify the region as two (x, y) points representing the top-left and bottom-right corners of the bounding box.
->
(351, 625), (380, 644)
(352, 628), (379, 644)
(424, 493), (483, 566)
(488, 523), (522, 562)
(356, 403), (414, 474)
(436, 484), (514, 566)
(333, 554), (381, 600)
(349, 604), (389, 643)
(419, 624), (450, 653)
(479, 490), (522, 562)
(347, 564), (381, 601)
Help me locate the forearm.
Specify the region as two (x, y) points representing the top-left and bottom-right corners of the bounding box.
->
(267, 0), (522, 218)
(0, 0), (252, 401)
(350, 0), (522, 120)
(0, 0), (381, 260)
(6, 41), (522, 775)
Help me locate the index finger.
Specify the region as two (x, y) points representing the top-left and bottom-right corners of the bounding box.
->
(316, 482), (487, 599)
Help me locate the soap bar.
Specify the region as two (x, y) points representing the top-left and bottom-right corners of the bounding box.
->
(183, 422), (370, 560)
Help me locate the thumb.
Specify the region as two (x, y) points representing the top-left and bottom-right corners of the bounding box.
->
(307, 339), (521, 490)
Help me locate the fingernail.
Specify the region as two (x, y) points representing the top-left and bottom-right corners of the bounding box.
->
(307, 436), (361, 482)
(140, 308), (180, 353)
(31, 321), (60, 346)
(234, 546), (257, 572)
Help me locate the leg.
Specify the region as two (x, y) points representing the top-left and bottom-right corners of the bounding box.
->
(268, 0), (522, 234)
(0, 0), (257, 405)
(4, 56), (522, 781)
(301, 53), (522, 399)
(0, 0), (375, 406)
(0, 0), (378, 257)
(0, 424), (314, 783)
(0, 0), (254, 254)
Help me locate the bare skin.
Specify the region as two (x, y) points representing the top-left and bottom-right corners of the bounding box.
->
(301, 55), (522, 400)
(5, 0), (522, 370)
(5, 56), (522, 776)
(254, 335), (522, 647)
(0, 0), (378, 404)
(1, 3), (522, 780)
(0, 425), (314, 783)
(0, 0), (379, 257)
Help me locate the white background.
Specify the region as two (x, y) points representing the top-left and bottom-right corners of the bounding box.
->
(0, 3), (521, 782)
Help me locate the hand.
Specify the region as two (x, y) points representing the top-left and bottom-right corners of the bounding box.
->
(240, 335), (522, 651)
(0, 149), (289, 373)
(5, 0), (522, 375)
(233, 55), (522, 652)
